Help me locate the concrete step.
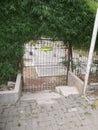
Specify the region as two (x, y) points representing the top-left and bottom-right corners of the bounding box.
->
(21, 90), (63, 105)
(55, 86), (79, 97)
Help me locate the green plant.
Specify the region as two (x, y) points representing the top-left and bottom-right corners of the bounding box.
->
(0, 42), (24, 84)
(60, 57), (68, 66)
(91, 103), (97, 109)
(84, 111), (91, 115)
(0, 0), (98, 84)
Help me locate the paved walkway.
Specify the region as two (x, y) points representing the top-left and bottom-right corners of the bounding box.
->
(0, 91), (98, 130)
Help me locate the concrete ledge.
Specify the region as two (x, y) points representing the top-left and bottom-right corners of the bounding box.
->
(68, 71), (84, 94)
(0, 73), (22, 105)
(55, 86), (79, 97)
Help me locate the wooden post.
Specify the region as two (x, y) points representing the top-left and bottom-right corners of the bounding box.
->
(83, 9), (98, 95)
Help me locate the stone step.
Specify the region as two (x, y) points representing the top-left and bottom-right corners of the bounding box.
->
(21, 90), (63, 103)
(55, 86), (79, 97)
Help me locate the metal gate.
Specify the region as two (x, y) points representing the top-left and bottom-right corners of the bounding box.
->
(22, 38), (67, 92)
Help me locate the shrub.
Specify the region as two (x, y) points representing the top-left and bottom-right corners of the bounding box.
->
(0, 41), (24, 84)
(0, 0), (98, 84)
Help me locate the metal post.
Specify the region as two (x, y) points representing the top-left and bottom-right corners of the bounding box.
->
(70, 43), (73, 72)
(83, 9), (98, 95)
(66, 43), (71, 85)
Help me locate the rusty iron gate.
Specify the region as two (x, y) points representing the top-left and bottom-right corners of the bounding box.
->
(22, 38), (67, 92)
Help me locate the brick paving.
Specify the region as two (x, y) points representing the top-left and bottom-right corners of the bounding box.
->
(0, 91), (98, 130)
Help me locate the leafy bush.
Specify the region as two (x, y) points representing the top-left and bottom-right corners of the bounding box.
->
(0, 0), (98, 84)
(0, 41), (24, 84)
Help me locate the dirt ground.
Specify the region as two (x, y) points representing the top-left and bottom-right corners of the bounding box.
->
(79, 74), (98, 83)
(23, 66), (98, 92)
(23, 67), (66, 92)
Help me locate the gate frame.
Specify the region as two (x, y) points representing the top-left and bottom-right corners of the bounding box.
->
(22, 38), (68, 92)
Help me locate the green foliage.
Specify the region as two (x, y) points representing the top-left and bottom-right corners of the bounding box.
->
(60, 57), (68, 66)
(0, 40), (24, 84)
(0, 0), (98, 84)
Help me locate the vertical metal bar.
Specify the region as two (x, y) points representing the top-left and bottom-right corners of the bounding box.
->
(21, 58), (24, 90)
(21, 44), (25, 91)
(66, 43), (71, 85)
(70, 43), (73, 72)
